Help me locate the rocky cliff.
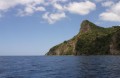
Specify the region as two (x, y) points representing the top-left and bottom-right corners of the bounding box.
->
(46, 20), (120, 55)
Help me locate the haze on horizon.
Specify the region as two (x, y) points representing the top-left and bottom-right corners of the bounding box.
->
(0, 0), (120, 55)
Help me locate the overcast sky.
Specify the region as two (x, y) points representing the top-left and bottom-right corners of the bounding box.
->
(0, 0), (120, 55)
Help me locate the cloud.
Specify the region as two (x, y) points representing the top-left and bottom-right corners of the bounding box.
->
(18, 5), (46, 16)
(42, 12), (66, 24)
(35, 6), (46, 11)
(64, 1), (96, 15)
(0, 0), (44, 11)
(43, 0), (68, 6)
(0, 0), (45, 16)
(100, 1), (120, 22)
(102, 1), (114, 7)
(53, 3), (64, 11)
(0, 0), (97, 24)
(48, 0), (68, 3)
(52, 1), (96, 15)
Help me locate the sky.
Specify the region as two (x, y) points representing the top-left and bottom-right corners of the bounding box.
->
(0, 0), (120, 55)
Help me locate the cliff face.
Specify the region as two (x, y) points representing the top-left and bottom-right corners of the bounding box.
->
(46, 20), (120, 55)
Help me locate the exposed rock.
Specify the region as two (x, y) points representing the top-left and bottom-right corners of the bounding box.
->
(110, 30), (120, 54)
(46, 20), (120, 55)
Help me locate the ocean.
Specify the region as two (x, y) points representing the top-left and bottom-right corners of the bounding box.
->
(0, 56), (120, 78)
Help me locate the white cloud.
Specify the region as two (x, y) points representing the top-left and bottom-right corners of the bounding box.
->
(100, 12), (120, 22)
(100, 1), (120, 22)
(42, 12), (66, 24)
(35, 6), (46, 11)
(18, 5), (46, 16)
(64, 1), (96, 15)
(0, 0), (97, 24)
(0, 0), (44, 11)
(0, 0), (45, 16)
(43, 0), (68, 6)
(49, 0), (68, 3)
(102, 1), (114, 7)
(53, 3), (64, 11)
(48, 1), (96, 23)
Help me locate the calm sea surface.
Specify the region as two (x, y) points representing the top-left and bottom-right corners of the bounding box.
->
(0, 56), (120, 78)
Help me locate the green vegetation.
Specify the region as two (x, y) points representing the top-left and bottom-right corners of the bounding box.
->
(46, 20), (120, 55)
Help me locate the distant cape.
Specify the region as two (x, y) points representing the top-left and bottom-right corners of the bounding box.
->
(46, 20), (120, 55)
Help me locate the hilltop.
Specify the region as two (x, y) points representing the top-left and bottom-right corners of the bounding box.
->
(46, 20), (120, 55)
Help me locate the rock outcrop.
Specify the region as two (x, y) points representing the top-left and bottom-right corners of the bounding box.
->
(46, 20), (120, 55)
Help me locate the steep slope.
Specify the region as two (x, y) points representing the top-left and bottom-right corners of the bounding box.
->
(46, 20), (120, 55)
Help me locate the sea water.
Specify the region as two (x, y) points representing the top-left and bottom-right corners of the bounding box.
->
(0, 56), (120, 78)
